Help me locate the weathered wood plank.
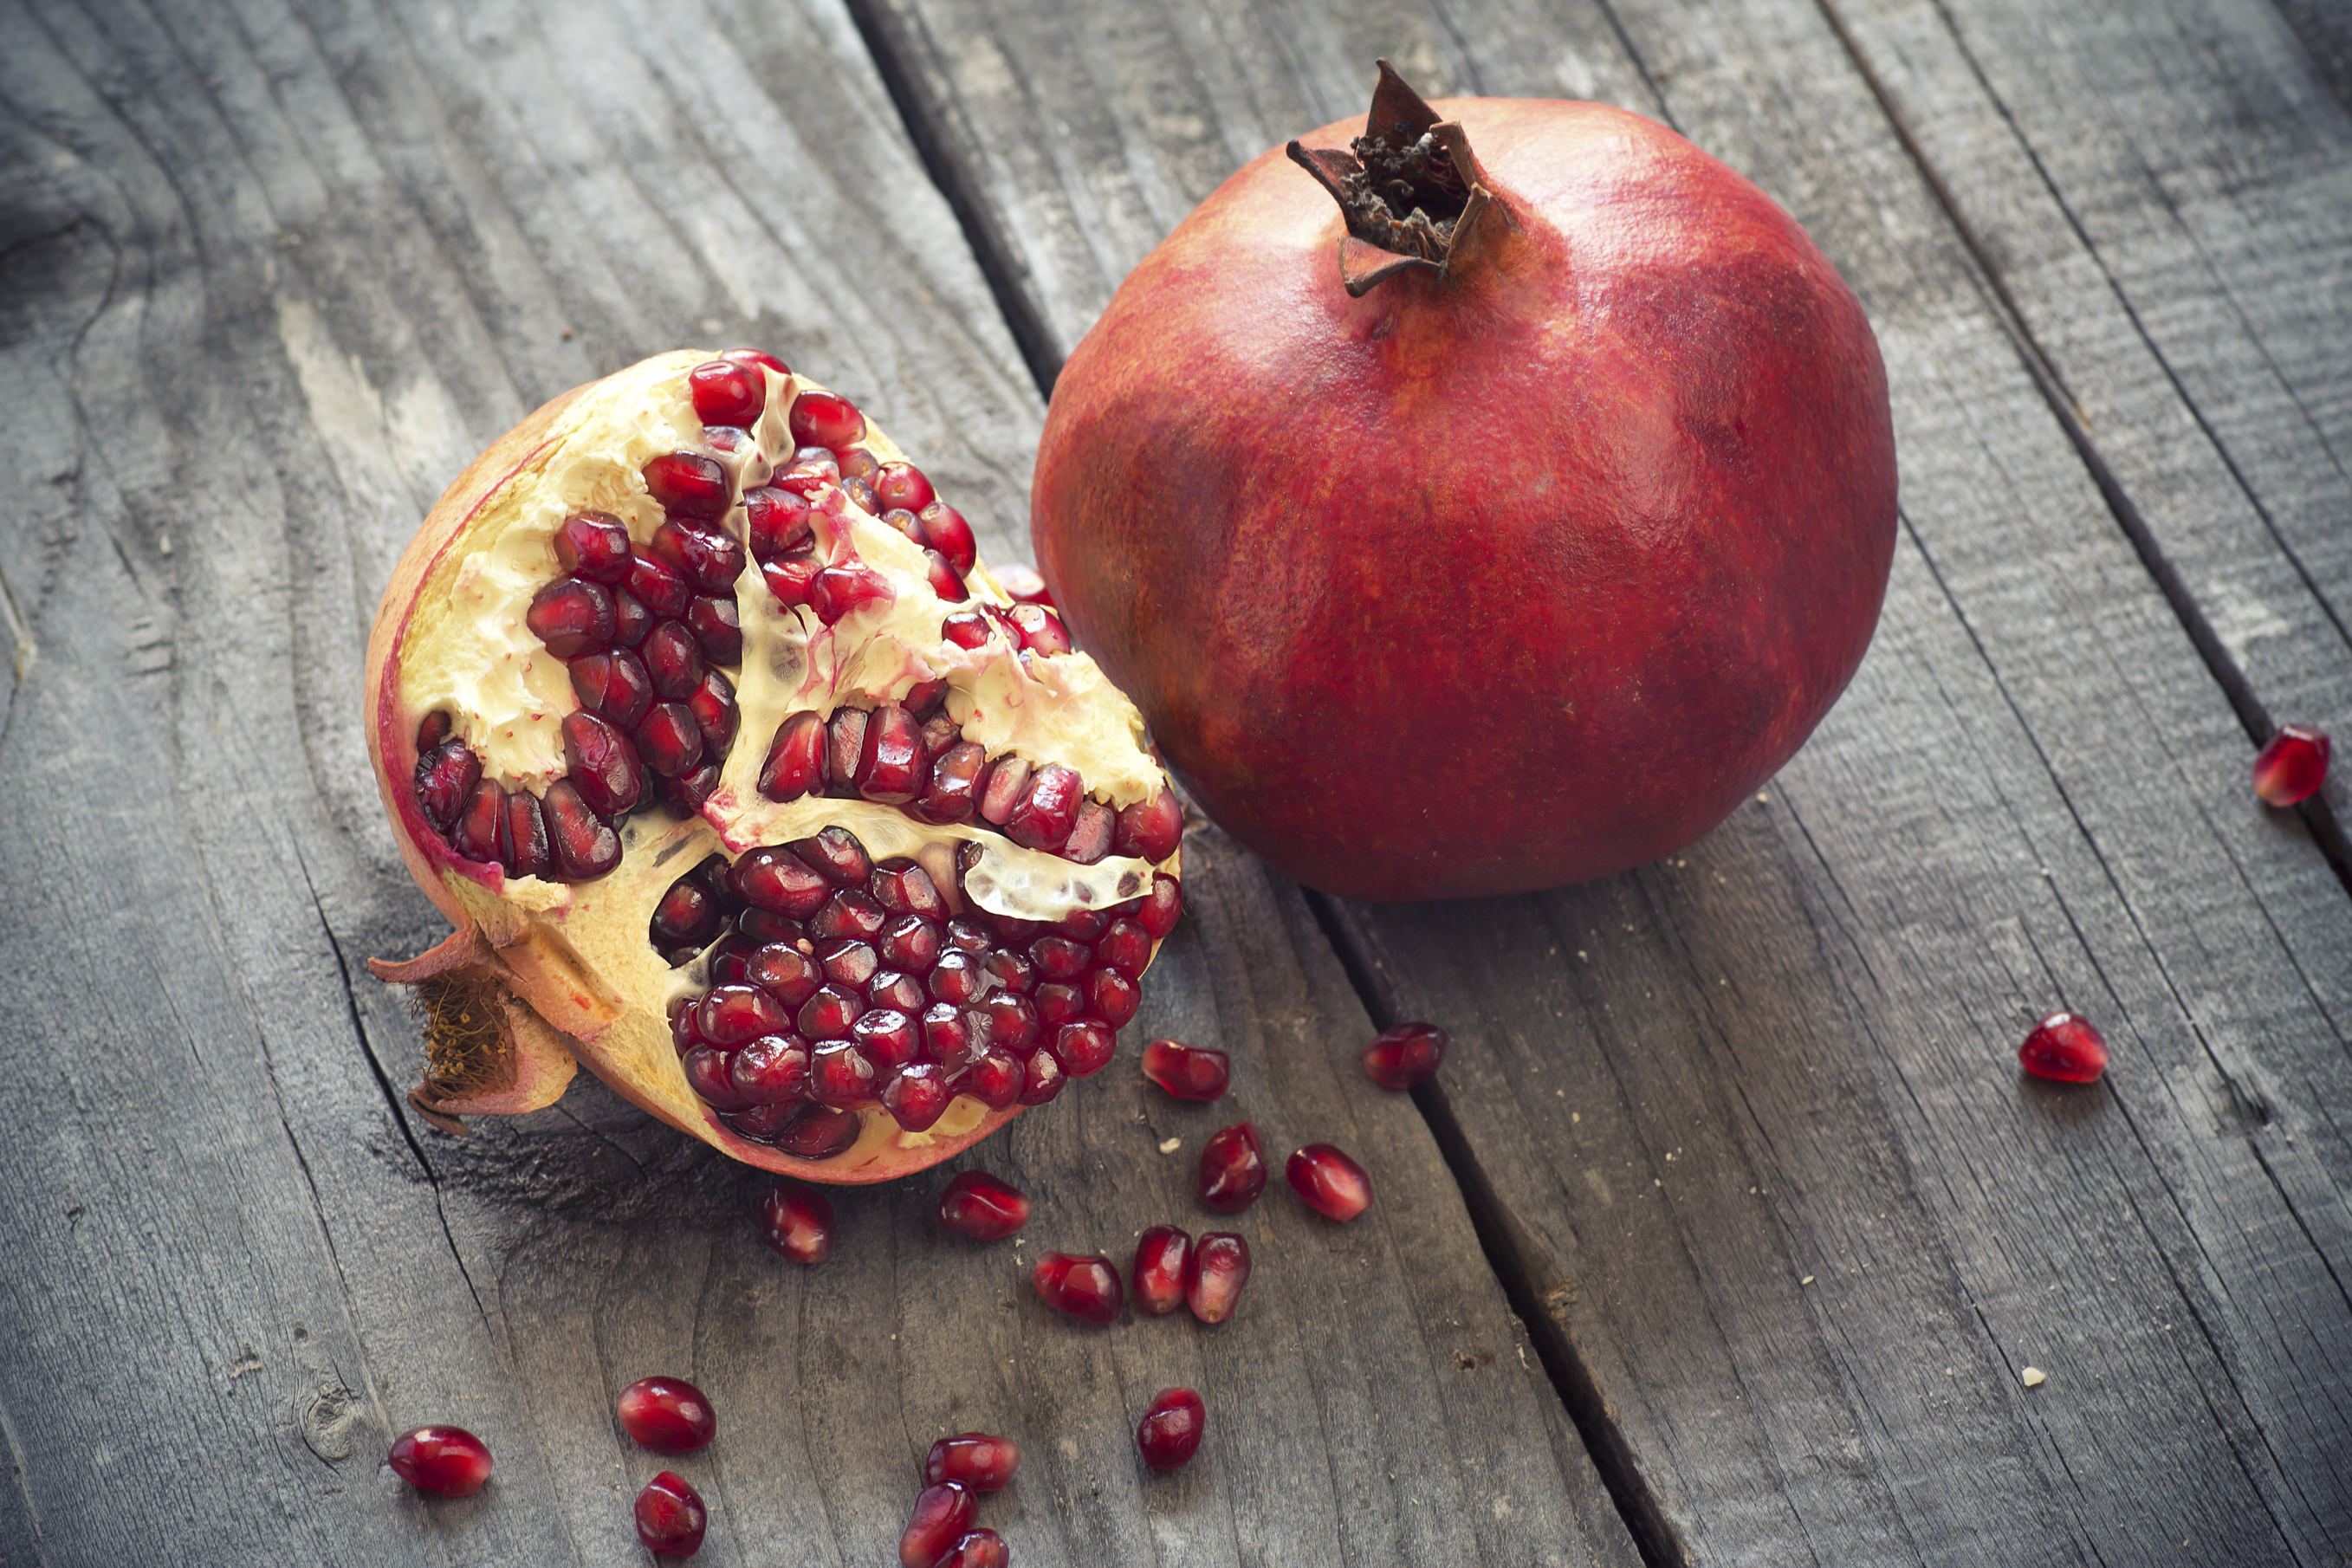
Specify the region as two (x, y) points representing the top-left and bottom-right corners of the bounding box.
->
(858, 0), (2352, 1561)
(0, 0), (1636, 1561)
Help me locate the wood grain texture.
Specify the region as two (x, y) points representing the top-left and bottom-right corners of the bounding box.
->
(858, 0), (2352, 1561)
(0, 0), (1634, 1563)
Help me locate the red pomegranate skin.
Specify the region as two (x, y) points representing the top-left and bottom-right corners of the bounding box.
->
(1033, 98), (1896, 898)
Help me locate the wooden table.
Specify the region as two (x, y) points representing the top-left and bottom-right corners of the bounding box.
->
(3, 0), (2349, 1562)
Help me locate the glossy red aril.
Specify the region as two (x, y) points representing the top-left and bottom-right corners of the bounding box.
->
(2018, 1013), (2109, 1085)
(1032, 63), (1895, 898)
(2252, 723), (2330, 806)
(387, 1425), (492, 1497)
(1198, 1122), (1267, 1213)
(937, 1170), (1030, 1241)
(925, 1432), (1020, 1492)
(1362, 1021), (1447, 1090)
(1142, 1039), (1228, 1101)
(617, 1376), (717, 1454)
(690, 358), (766, 428)
(636, 1471), (708, 1557)
(759, 1181), (835, 1263)
(1287, 1144), (1372, 1220)
(935, 1529), (1010, 1568)
(1033, 1251), (1124, 1325)
(899, 1482), (977, 1568)
(1131, 1225), (1192, 1315)
(1185, 1231), (1251, 1324)
(1136, 1388), (1205, 1471)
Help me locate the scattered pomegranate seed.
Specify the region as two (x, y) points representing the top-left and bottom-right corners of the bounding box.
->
(1136, 1388), (1205, 1471)
(758, 1180), (835, 1263)
(899, 1481), (977, 1568)
(1131, 1225), (1191, 1314)
(1185, 1231), (1252, 1324)
(933, 1528), (1010, 1568)
(2252, 722), (2330, 806)
(386, 1425), (492, 1496)
(635, 1470), (708, 1557)
(937, 1170), (1030, 1241)
(616, 1376), (716, 1455)
(925, 1431), (1020, 1491)
(1362, 1021), (1448, 1090)
(1032, 1251), (1124, 1325)
(1142, 1039), (1229, 1100)
(1286, 1143), (1372, 1220)
(2018, 1012), (2109, 1084)
(1198, 1122), (1267, 1213)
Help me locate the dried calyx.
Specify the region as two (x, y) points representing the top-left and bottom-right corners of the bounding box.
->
(366, 350), (1182, 1181)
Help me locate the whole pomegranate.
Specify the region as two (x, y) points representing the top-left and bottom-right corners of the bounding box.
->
(1033, 63), (1896, 898)
(366, 350), (1183, 1181)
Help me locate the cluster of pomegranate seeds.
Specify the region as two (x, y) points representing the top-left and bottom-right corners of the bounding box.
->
(2018, 1012), (2109, 1084)
(387, 1425), (493, 1497)
(2252, 722), (2331, 806)
(1198, 1122), (1267, 1212)
(1141, 1039), (1229, 1100)
(618, 1377), (718, 1454)
(1032, 1251), (1125, 1325)
(937, 1170), (1031, 1240)
(662, 826), (1182, 1140)
(1286, 1144), (1372, 1221)
(902, 1431), (1019, 1566)
(636, 1470), (709, 1557)
(1361, 1021), (1447, 1089)
(1185, 1233), (1253, 1323)
(1135, 1389), (1206, 1471)
(759, 1180), (837, 1263)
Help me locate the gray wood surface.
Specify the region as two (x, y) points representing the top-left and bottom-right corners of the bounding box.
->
(858, 0), (2352, 1563)
(0, 0), (1633, 1563)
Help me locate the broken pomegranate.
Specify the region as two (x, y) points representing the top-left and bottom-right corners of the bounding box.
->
(2252, 722), (2330, 806)
(365, 351), (1182, 1182)
(635, 1471), (708, 1557)
(1033, 63), (1895, 898)
(387, 1425), (492, 1497)
(1136, 1388), (1206, 1471)
(1131, 1225), (1191, 1314)
(1141, 1039), (1229, 1101)
(617, 1376), (716, 1454)
(1198, 1122), (1267, 1213)
(1361, 1022), (1446, 1089)
(2018, 1013), (2109, 1085)
(1287, 1144), (1372, 1220)
(925, 1432), (1020, 1492)
(1185, 1232), (1251, 1324)
(1032, 1251), (1124, 1325)
(900, 1482), (978, 1567)
(936, 1170), (1030, 1241)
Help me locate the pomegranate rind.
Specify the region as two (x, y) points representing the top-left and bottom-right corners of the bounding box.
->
(366, 353), (1177, 1182)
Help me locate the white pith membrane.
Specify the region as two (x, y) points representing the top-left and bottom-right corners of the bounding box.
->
(388, 350), (1181, 1168)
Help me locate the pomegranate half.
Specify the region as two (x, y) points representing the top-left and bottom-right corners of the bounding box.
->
(366, 350), (1182, 1181)
(1033, 64), (1896, 898)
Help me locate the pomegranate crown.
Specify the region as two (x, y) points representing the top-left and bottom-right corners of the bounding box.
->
(1285, 59), (1518, 297)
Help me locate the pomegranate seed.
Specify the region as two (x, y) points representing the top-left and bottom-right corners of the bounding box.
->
(899, 1481), (977, 1568)
(571, 649), (655, 729)
(733, 846), (830, 917)
(995, 562), (1053, 606)
(758, 1181), (834, 1263)
(627, 551), (692, 618)
(937, 1170), (1029, 1240)
(982, 948), (1036, 995)
(635, 702), (705, 777)
(926, 950), (985, 1006)
(617, 1375), (717, 1454)
(855, 704), (930, 804)
(554, 510), (633, 582)
(689, 358), (765, 427)
(612, 587), (652, 647)
(759, 710), (829, 802)
(730, 1035), (811, 1103)
(794, 825), (869, 886)
(968, 1050), (1026, 1110)
(387, 1425), (492, 1496)
(880, 914), (943, 971)
(771, 1102), (861, 1159)
(924, 548), (969, 602)
(810, 563), (894, 624)
(1034, 982), (1085, 1028)
(2019, 1012), (2109, 1084)
(504, 790), (551, 878)
(920, 503), (977, 575)
(868, 970), (927, 1015)
(687, 594), (742, 664)
(737, 906), (806, 945)
(1033, 1252), (1123, 1325)
(1131, 1225), (1191, 1314)
(1009, 602), (1071, 656)
(653, 520), (745, 595)
(415, 709), (453, 750)
(849, 1000), (916, 1062)
(1028, 935), (1089, 981)
(413, 741), (480, 833)
(451, 780), (502, 863)
(838, 445), (881, 483)
(979, 991), (1039, 1054)
(812, 890), (889, 944)
(1063, 800), (1117, 864)
(820, 937), (881, 991)
(748, 943), (823, 1005)
(1087, 969), (1141, 1028)
(1363, 1021), (1448, 1090)
(1136, 1388), (1205, 1471)
(1052, 1020), (1118, 1077)
(723, 347), (789, 378)
(1199, 1122), (1267, 1213)
(1114, 789), (1183, 862)
(763, 552), (821, 608)
(1006, 763), (1083, 852)
(789, 388), (865, 450)
(1093, 918), (1151, 978)
(562, 710), (646, 816)
(1018, 1048), (1066, 1105)
(1142, 1040), (1229, 1100)
(688, 668), (737, 751)
(933, 1529), (1008, 1568)
(723, 1099), (800, 1140)
(744, 485), (815, 560)
(941, 609), (994, 649)
(1287, 1144), (1372, 1220)
(977, 756), (1031, 825)
(1185, 1231), (1251, 1323)
(842, 474), (882, 515)
(635, 1471), (708, 1558)
(542, 780), (622, 878)
(925, 1432), (1020, 1492)
(651, 880), (721, 949)
(875, 461), (936, 512)
(1135, 873), (1183, 938)
(643, 450), (730, 521)
(700, 983), (789, 1046)
(642, 619), (706, 700)
(882, 1062), (953, 1131)
(527, 575), (616, 656)
(2253, 722), (2331, 806)
(684, 1045), (752, 1109)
